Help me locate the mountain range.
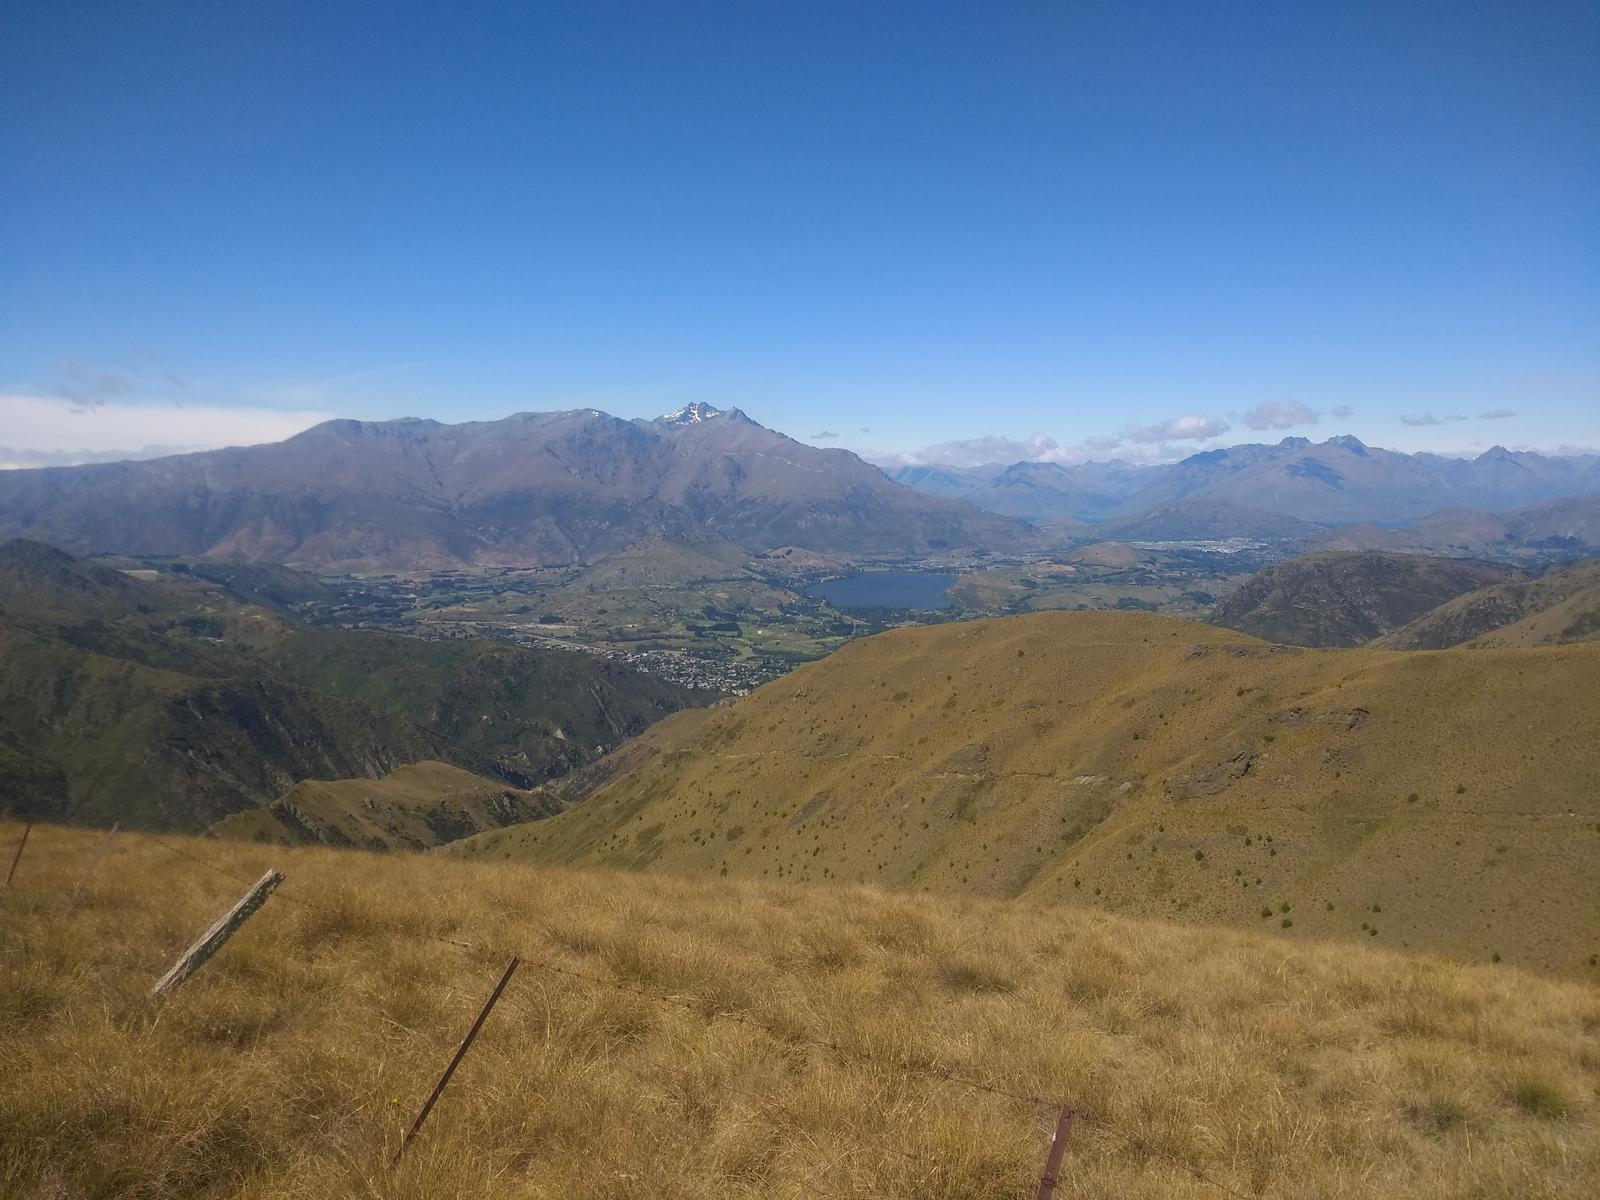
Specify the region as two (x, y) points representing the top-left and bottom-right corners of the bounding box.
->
(888, 437), (1600, 531)
(1312, 491), (1600, 556)
(0, 404), (1032, 571)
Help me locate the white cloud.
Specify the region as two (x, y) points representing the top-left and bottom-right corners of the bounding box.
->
(1400, 411), (1442, 426)
(872, 432), (1065, 468)
(0, 394), (334, 469)
(811, 430), (839, 440)
(1478, 408), (1517, 420)
(1330, 405), (1354, 418)
(1124, 414), (1230, 443)
(869, 416), (1238, 469)
(1241, 400), (1319, 430)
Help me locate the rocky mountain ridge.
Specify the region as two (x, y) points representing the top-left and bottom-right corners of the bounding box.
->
(0, 406), (1034, 571)
(888, 436), (1600, 530)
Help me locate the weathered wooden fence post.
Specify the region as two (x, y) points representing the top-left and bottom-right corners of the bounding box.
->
(5, 821), (33, 886)
(1033, 1105), (1076, 1200)
(150, 869), (283, 998)
(64, 822), (119, 915)
(393, 956), (520, 1166)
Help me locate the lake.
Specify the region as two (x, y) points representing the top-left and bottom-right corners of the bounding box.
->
(805, 571), (958, 610)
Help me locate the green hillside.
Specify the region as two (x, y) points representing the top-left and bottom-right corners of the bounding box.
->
(0, 540), (696, 831)
(267, 627), (691, 784)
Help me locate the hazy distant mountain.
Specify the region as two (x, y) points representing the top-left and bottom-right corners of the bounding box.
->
(1093, 500), (1324, 543)
(0, 405), (1033, 570)
(1312, 492), (1600, 557)
(1503, 491), (1600, 548)
(885, 459), (1146, 522)
(888, 436), (1600, 528)
(1209, 551), (1522, 647)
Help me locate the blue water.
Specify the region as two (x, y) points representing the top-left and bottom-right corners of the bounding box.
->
(805, 571), (958, 610)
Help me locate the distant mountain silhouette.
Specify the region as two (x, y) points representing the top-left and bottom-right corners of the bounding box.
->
(0, 406), (1035, 570)
(887, 437), (1600, 529)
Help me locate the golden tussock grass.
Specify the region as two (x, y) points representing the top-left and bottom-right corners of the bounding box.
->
(3, 819), (1598, 1198)
(456, 612), (1600, 978)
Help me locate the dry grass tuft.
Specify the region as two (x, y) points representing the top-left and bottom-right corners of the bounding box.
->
(3, 819), (1598, 1198)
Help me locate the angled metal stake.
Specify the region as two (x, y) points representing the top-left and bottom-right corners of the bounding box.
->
(393, 956), (521, 1165)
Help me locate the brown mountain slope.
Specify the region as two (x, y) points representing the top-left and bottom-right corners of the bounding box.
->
(209, 760), (556, 850)
(1373, 559), (1600, 650)
(449, 611), (1600, 977)
(1209, 551), (1521, 646)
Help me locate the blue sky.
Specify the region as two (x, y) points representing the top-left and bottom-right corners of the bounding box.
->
(2, 1), (1596, 468)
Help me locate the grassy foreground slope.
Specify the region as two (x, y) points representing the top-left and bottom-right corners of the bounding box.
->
(452, 612), (1600, 977)
(3, 821), (1597, 1199)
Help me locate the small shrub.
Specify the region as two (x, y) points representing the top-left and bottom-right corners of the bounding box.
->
(938, 958), (1017, 994)
(1404, 1094), (1469, 1134)
(1507, 1074), (1571, 1119)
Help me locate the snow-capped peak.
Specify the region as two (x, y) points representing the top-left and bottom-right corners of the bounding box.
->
(657, 402), (723, 426)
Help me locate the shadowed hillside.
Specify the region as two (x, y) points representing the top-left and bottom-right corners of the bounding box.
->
(1209, 551), (1520, 646)
(1374, 559), (1600, 649)
(0, 540), (694, 830)
(450, 611), (1600, 977)
(4, 821), (1597, 1198)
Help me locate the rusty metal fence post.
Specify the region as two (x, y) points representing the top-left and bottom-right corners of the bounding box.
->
(393, 956), (520, 1165)
(5, 821), (33, 886)
(1034, 1105), (1076, 1199)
